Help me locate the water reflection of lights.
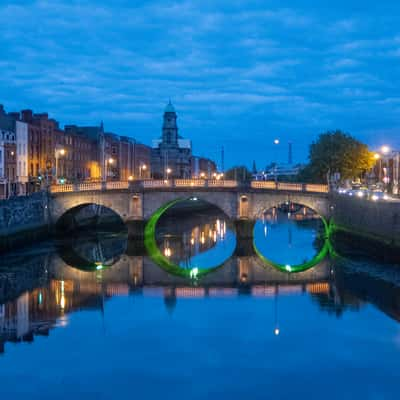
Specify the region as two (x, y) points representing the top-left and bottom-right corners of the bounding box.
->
(60, 280), (65, 310)
(183, 219), (228, 250)
(163, 239), (173, 257)
(57, 315), (69, 328)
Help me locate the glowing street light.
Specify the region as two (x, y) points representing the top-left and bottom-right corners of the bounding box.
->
(374, 153), (381, 160)
(166, 167), (172, 179)
(274, 139), (280, 145)
(139, 163), (147, 179)
(381, 145), (390, 155)
(55, 147), (66, 182)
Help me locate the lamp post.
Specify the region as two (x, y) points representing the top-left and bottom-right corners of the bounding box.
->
(55, 147), (66, 183)
(139, 163), (147, 179)
(166, 167), (172, 180)
(374, 153), (381, 183)
(107, 157), (115, 180)
(273, 139), (280, 183)
(379, 146), (390, 190)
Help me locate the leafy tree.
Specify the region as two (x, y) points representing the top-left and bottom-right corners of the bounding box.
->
(225, 166), (253, 182)
(300, 130), (375, 184)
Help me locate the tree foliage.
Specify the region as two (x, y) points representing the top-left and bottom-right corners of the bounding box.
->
(299, 130), (375, 184)
(225, 166), (253, 182)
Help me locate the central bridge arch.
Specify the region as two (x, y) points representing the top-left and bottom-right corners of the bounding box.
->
(142, 190), (239, 220)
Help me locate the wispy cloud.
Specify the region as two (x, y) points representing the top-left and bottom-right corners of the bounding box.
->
(0, 0), (399, 166)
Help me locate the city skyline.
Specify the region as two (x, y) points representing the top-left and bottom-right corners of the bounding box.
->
(1, 1), (400, 167)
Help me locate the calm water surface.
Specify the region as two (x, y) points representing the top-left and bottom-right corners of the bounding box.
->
(0, 205), (399, 399)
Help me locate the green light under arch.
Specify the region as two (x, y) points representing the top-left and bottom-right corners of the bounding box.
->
(253, 214), (334, 273)
(144, 198), (234, 278)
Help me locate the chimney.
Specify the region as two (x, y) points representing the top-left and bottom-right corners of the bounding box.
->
(21, 109), (33, 122)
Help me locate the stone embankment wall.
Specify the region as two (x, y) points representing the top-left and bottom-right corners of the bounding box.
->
(331, 194), (400, 248)
(0, 192), (50, 252)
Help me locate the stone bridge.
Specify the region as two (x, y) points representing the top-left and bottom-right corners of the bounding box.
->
(48, 179), (330, 237)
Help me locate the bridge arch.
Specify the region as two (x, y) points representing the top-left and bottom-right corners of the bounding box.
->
(49, 191), (130, 227)
(142, 190), (238, 220)
(249, 192), (330, 219)
(55, 202), (126, 232)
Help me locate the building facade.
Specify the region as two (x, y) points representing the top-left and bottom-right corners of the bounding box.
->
(0, 106), (28, 198)
(151, 101), (192, 179)
(191, 156), (217, 178)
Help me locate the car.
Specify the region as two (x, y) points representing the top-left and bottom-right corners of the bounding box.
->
(348, 187), (369, 198)
(370, 191), (390, 201)
(337, 187), (350, 194)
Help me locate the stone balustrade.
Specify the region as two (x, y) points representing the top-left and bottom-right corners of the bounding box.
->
(49, 179), (329, 193)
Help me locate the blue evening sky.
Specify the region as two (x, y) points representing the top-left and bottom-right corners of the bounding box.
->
(1, 0), (399, 168)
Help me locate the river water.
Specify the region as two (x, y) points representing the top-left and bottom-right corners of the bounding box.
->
(0, 202), (399, 399)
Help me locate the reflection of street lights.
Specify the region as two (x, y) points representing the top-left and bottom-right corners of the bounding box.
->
(55, 147), (66, 182)
(274, 287), (280, 336)
(139, 163), (147, 179)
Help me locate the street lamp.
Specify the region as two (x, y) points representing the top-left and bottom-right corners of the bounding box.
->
(166, 167), (172, 180)
(106, 157), (115, 180)
(139, 163), (147, 179)
(55, 147), (66, 182)
(381, 145), (390, 155)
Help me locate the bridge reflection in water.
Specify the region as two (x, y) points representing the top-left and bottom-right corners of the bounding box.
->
(1, 249), (400, 355)
(1, 203), (398, 356)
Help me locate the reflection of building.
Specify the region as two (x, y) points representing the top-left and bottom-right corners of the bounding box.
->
(0, 256), (144, 354)
(157, 211), (229, 267)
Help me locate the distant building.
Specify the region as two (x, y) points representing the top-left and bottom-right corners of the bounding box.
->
(253, 163), (303, 181)
(64, 124), (103, 181)
(191, 156), (217, 178)
(151, 101), (192, 179)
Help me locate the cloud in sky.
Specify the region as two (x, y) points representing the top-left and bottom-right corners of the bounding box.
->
(0, 0), (399, 167)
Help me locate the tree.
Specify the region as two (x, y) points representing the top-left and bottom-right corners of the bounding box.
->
(300, 130), (375, 184)
(225, 166), (253, 182)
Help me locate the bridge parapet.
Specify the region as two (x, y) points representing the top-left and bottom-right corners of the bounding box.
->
(50, 179), (327, 194)
(251, 181), (328, 194)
